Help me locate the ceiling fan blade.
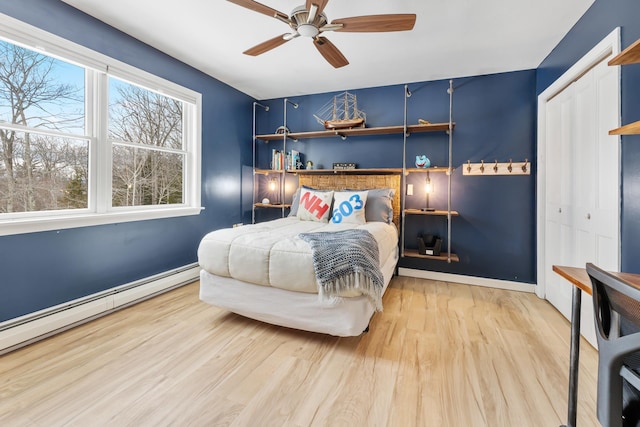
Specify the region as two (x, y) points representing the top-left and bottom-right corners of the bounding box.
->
(243, 34), (290, 56)
(227, 0), (288, 21)
(306, 0), (329, 15)
(332, 14), (416, 32)
(313, 36), (348, 68)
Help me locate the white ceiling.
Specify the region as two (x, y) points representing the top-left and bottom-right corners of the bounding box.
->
(61, 0), (595, 100)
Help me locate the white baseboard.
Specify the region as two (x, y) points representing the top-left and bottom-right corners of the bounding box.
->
(0, 263), (200, 354)
(398, 268), (536, 293)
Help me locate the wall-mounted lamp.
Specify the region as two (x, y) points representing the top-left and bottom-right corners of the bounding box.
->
(269, 177), (279, 204)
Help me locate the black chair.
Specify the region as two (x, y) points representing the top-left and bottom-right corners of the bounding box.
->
(587, 263), (640, 427)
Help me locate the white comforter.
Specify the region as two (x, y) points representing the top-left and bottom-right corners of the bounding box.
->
(197, 217), (398, 294)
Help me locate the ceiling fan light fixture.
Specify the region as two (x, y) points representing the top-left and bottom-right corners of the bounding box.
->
(228, 0), (416, 68)
(297, 23), (319, 37)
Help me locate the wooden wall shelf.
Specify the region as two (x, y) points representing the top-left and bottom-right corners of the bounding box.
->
(405, 167), (451, 174)
(288, 168), (402, 175)
(608, 38), (640, 135)
(256, 122), (454, 141)
(609, 38), (640, 66)
(253, 203), (291, 209)
(254, 168), (282, 175)
(609, 120), (640, 135)
(403, 249), (460, 262)
(404, 209), (459, 216)
(287, 167), (452, 175)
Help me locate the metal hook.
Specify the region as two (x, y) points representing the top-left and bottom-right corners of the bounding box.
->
(522, 158), (528, 173)
(480, 160), (485, 173)
(508, 159), (513, 173)
(466, 160), (471, 173)
(493, 160), (498, 173)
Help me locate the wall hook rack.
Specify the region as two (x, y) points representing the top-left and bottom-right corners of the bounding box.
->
(463, 158), (530, 176)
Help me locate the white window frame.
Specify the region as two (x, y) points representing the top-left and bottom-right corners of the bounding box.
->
(0, 14), (202, 236)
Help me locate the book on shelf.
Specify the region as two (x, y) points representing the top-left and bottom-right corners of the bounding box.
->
(271, 149), (301, 171)
(290, 149), (300, 170)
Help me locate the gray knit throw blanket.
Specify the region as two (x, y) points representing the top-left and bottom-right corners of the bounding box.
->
(299, 229), (384, 311)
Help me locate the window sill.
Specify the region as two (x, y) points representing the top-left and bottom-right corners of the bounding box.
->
(0, 207), (203, 237)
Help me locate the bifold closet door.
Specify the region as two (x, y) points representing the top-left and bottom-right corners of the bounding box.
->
(545, 83), (575, 322)
(544, 57), (619, 345)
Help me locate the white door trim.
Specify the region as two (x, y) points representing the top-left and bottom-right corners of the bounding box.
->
(536, 27), (621, 299)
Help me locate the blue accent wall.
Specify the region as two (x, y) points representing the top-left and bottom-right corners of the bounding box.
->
(537, 0), (640, 273)
(0, 0), (253, 321)
(257, 71), (537, 283)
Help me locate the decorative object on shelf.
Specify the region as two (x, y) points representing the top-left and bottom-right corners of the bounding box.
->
(418, 234), (442, 256)
(418, 119), (431, 125)
(314, 91), (366, 130)
(306, 160), (314, 170)
(463, 159), (530, 176)
(262, 198), (270, 204)
(415, 155), (431, 168)
(227, 1), (416, 69)
(333, 162), (356, 170)
(422, 175), (435, 212)
(275, 126), (289, 134)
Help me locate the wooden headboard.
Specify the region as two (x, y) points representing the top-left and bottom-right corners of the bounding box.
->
(298, 173), (401, 228)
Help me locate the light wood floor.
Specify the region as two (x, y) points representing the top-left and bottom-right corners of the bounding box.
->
(0, 277), (600, 427)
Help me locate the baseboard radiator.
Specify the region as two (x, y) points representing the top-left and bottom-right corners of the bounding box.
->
(0, 263), (200, 355)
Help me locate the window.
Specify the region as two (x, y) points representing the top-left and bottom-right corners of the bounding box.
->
(0, 43), (88, 214)
(0, 16), (202, 236)
(109, 78), (185, 207)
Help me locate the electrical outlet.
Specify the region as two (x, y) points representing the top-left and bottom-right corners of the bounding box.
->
(407, 184), (413, 196)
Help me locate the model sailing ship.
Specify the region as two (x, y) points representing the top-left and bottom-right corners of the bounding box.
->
(314, 91), (366, 130)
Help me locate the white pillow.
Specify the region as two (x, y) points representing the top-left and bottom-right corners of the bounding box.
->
(297, 189), (334, 222)
(331, 191), (368, 224)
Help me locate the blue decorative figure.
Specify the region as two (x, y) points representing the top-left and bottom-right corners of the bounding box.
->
(415, 155), (431, 168)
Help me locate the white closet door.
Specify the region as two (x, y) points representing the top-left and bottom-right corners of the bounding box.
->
(544, 58), (619, 346)
(545, 84), (576, 321)
(573, 59), (619, 344)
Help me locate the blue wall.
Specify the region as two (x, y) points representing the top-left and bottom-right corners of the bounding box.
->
(537, 0), (640, 273)
(0, 0), (253, 322)
(5, 0), (639, 323)
(256, 71), (537, 283)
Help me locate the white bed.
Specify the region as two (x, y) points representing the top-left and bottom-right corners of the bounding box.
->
(198, 173), (401, 336)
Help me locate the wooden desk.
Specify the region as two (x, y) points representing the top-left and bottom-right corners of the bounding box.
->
(553, 265), (640, 427)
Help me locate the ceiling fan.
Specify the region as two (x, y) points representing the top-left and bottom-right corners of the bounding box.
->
(227, 0), (416, 68)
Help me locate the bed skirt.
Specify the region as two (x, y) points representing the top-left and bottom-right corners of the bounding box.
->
(199, 247), (398, 337)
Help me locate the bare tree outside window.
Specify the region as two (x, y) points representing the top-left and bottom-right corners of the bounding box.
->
(109, 79), (184, 207)
(0, 41), (86, 213)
